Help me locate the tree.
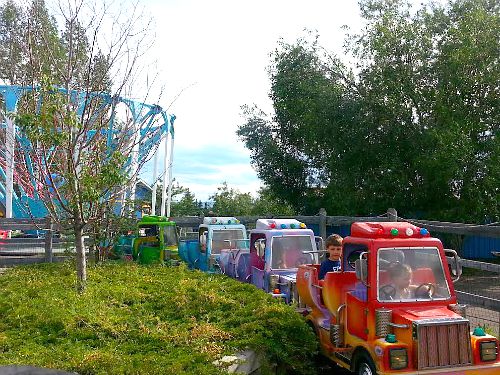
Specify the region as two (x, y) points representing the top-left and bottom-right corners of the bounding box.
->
(251, 187), (295, 216)
(5, 0), (157, 291)
(0, 0), (25, 84)
(210, 182), (254, 216)
(238, 33), (364, 215)
(239, 0), (499, 222)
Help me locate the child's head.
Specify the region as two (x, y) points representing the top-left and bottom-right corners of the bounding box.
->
(325, 234), (343, 261)
(389, 263), (412, 289)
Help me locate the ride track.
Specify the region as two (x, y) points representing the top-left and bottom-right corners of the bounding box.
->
(0, 84), (175, 219)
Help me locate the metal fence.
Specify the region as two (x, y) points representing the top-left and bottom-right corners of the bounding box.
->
(454, 259), (500, 337)
(0, 218), (90, 267)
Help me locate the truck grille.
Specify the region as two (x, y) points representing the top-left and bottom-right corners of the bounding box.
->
(414, 319), (472, 370)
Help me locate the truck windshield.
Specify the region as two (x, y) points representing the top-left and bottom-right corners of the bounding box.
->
(377, 247), (451, 302)
(163, 226), (178, 246)
(271, 235), (314, 269)
(211, 229), (246, 254)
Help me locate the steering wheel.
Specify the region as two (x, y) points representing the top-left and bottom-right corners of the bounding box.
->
(415, 283), (436, 299)
(379, 285), (396, 300)
(295, 257), (309, 267)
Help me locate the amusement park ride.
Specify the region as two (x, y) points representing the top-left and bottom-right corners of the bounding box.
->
(0, 84), (176, 220)
(181, 217), (500, 375)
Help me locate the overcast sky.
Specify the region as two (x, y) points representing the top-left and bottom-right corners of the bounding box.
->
(134, 0), (437, 201)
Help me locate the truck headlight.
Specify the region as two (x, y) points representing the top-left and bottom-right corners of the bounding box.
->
(480, 341), (498, 362)
(269, 274), (279, 290)
(389, 348), (408, 370)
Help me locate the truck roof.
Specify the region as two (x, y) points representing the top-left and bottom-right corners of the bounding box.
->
(255, 218), (308, 230)
(350, 222), (430, 239)
(138, 215), (176, 226)
(203, 217), (240, 225)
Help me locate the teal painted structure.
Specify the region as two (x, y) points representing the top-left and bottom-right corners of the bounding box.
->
(0, 84), (175, 218)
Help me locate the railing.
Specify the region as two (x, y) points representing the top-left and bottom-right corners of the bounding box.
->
(0, 217), (55, 265)
(454, 259), (500, 337)
(0, 217), (90, 267)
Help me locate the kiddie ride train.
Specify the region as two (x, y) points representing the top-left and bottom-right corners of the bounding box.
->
(178, 217), (322, 306)
(133, 215), (179, 263)
(296, 222), (500, 375)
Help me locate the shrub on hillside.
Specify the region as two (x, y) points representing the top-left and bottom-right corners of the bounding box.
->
(0, 262), (317, 374)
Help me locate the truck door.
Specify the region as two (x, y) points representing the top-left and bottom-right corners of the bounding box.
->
(250, 233), (266, 289)
(344, 243), (369, 340)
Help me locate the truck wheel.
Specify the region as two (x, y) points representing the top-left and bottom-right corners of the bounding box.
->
(355, 353), (377, 375)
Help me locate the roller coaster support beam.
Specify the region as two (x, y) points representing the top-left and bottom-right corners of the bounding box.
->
(151, 143), (159, 216)
(166, 130), (174, 218)
(4, 87), (18, 219)
(160, 134), (168, 217)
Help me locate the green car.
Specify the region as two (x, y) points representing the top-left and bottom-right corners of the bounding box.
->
(132, 215), (179, 264)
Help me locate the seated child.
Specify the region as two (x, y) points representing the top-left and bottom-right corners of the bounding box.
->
(319, 234), (343, 280)
(379, 263), (413, 300)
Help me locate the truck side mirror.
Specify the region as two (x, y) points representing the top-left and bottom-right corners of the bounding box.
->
(355, 251), (368, 285)
(444, 249), (462, 282)
(355, 259), (367, 282)
(314, 236), (324, 250)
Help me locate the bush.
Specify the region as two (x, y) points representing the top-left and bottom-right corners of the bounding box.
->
(0, 262), (317, 374)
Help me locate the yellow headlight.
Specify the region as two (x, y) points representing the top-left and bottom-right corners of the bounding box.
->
(389, 348), (408, 370)
(480, 341), (498, 362)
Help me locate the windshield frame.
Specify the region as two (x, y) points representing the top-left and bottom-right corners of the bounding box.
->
(376, 246), (452, 303)
(269, 234), (316, 270)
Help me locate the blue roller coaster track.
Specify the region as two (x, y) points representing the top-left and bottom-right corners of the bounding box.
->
(0, 84), (175, 219)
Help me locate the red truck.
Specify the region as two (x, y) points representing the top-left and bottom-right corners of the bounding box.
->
(297, 222), (500, 375)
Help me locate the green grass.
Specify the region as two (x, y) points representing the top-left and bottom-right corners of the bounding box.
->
(0, 262), (317, 374)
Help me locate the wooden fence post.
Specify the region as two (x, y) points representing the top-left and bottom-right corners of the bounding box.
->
(44, 217), (53, 263)
(319, 208), (327, 240)
(387, 208), (398, 222)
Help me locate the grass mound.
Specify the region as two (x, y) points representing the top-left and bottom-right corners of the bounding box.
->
(0, 262), (317, 374)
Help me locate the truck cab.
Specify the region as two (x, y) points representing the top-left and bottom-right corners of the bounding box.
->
(132, 215), (179, 263)
(178, 217), (248, 272)
(297, 222), (500, 375)
(229, 218), (320, 304)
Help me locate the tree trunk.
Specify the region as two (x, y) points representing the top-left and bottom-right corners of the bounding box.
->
(75, 223), (87, 292)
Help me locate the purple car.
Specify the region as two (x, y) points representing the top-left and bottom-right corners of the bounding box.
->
(220, 219), (322, 304)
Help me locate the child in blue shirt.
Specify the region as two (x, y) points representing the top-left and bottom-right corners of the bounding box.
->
(319, 234), (343, 280)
